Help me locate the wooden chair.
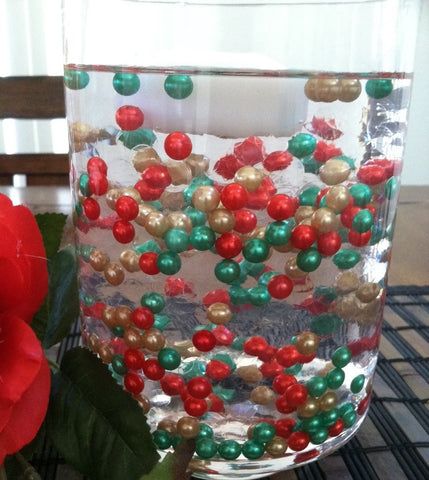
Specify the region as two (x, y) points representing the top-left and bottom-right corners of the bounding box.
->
(0, 76), (69, 185)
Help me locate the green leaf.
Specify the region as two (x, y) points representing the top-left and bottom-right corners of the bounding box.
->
(47, 347), (159, 480)
(35, 212), (67, 259)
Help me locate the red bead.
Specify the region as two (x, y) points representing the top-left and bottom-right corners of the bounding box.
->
(263, 150), (293, 172)
(113, 220), (135, 243)
(348, 229), (371, 247)
(285, 383), (307, 407)
(291, 225), (317, 250)
(115, 105), (144, 131)
(258, 345), (278, 362)
(272, 373), (298, 394)
(184, 396), (208, 417)
(207, 393), (225, 413)
(160, 373), (185, 396)
(124, 349), (145, 370)
(259, 360), (283, 378)
(202, 289), (230, 307)
(275, 418), (296, 439)
(139, 252), (160, 275)
(366, 203), (377, 217)
(214, 154), (244, 180)
(205, 360), (231, 381)
(233, 209), (257, 234)
(246, 177), (277, 211)
(328, 418), (345, 437)
(143, 358), (165, 380)
(267, 194), (296, 220)
(267, 275), (294, 300)
(276, 345), (300, 368)
(357, 164), (386, 185)
(244, 336), (268, 356)
(220, 183), (248, 210)
(187, 377), (212, 399)
(142, 165), (172, 189)
(298, 352), (316, 364)
(89, 172), (109, 196)
(83, 197), (100, 220)
(134, 179), (164, 201)
(317, 231), (342, 256)
(124, 372), (145, 395)
(233, 136), (265, 166)
(288, 431), (310, 451)
(215, 232), (243, 259)
(275, 395), (295, 414)
(115, 195), (139, 221)
(164, 131), (192, 160)
(87, 156), (108, 175)
(313, 141), (342, 163)
(340, 205), (361, 228)
(357, 393), (371, 415)
(131, 307), (154, 330)
(212, 325), (234, 346)
(192, 330), (217, 352)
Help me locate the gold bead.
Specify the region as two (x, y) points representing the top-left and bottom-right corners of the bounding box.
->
(318, 391), (337, 411)
(135, 394), (151, 413)
(297, 398), (319, 418)
(98, 344), (114, 364)
(89, 249), (110, 272)
(296, 332), (320, 355)
(143, 329), (166, 351)
(234, 166), (264, 192)
(208, 209), (235, 233)
(123, 327), (145, 349)
(355, 282), (381, 303)
(250, 386), (275, 405)
(299, 217), (313, 226)
(207, 302), (232, 325)
(304, 78), (339, 103)
(121, 187), (142, 203)
(192, 186), (220, 212)
(295, 206), (316, 223)
(284, 256), (307, 279)
(160, 191), (185, 211)
(247, 425), (255, 439)
(167, 211), (193, 233)
(166, 161), (193, 186)
(120, 250), (141, 273)
(177, 416), (200, 439)
(266, 437), (287, 457)
(311, 207), (339, 233)
(185, 154), (210, 176)
(132, 147), (161, 173)
(102, 306), (117, 328)
(115, 306), (132, 328)
(249, 226), (266, 240)
(335, 271), (360, 294)
(356, 298), (381, 325)
(106, 188), (122, 210)
(338, 79), (362, 102)
(104, 263), (125, 286)
(135, 203), (155, 227)
(70, 121), (99, 143)
(273, 241), (294, 253)
(325, 186), (351, 213)
(236, 365), (263, 384)
(319, 159), (351, 185)
(158, 419), (177, 435)
(334, 294), (360, 320)
(145, 211), (169, 237)
(88, 334), (101, 352)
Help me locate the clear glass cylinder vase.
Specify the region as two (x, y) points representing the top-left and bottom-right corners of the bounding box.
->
(62, 0), (421, 478)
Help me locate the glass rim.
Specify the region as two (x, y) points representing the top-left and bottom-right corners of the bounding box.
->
(117, 0), (389, 5)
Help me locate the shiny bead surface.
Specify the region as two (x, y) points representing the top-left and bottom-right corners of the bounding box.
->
(318, 391), (338, 411)
(113, 72), (140, 96)
(196, 438), (218, 459)
(104, 263), (125, 286)
(164, 74), (193, 99)
(265, 221), (293, 246)
(115, 105), (144, 131)
(253, 422), (276, 442)
(332, 346), (352, 368)
(164, 131), (192, 160)
(365, 79), (393, 99)
(242, 440), (265, 459)
(266, 436), (287, 457)
(192, 186), (220, 212)
(214, 259), (240, 284)
(351, 374), (365, 393)
(296, 332), (319, 355)
(218, 440), (241, 460)
(250, 386), (275, 405)
(326, 368), (345, 389)
(338, 79), (362, 102)
(158, 347), (181, 370)
(296, 248), (322, 272)
(243, 238), (270, 263)
(153, 429), (172, 449)
(333, 249), (361, 270)
(207, 302), (232, 325)
(307, 376), (327, 398)
(177, 416), (200, 439)
(288, 133), (317, 158)
(64, 69), (90, 90)
(319, 159), (351, 185)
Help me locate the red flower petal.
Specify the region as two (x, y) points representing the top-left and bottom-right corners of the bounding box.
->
(0, 194), (13, 210)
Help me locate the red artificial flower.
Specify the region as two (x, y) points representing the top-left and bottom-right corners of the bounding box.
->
(0, 194), (48, 323)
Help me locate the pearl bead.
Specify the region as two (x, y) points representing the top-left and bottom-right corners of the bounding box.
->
(318, 391), (337, 411)
(208, 209), (235, 233)
(104, 263), (125, 286)
(325, 186), (351, 213)
(234, 166), (264, 192)
(185, 154), (210, 176)
(143, 329), (166, 351)
(89, 249), (110, 272)
(98, 344), (114, 363)
(284, 256), (307, 278)
(334, 294), (360, 320)
(311, 207), (339, 233)
(248, 226), (267, 240)
(177, 416), (200, 439)
(115, 306), (132, 327)
(121, 188), (142, 204)
(236, 365), (263, 383)
(120, 250), (141, 272)
(145, 212), (169, 237)
(356, 282), (381, 303)
(192, 186), (220, 212)
(135, 203), (155, 226)
(166, 161), (192, 186)
(160, 191), (185, 211)
(88, 334), (101, 352)
(338, 79), (362, 102)
(102, 306), (117, 328)
(304, 78), (339, 102)
(296, 332), (319, 355)
(273, 242), (294, 253)
(319, 159), (351, 185)
(132, 147), (161, 173)
(167, 211), (193, 233)
(295, 206), (316, 223)
(123, 327), (145, 349)
(158, 419), (177, 435)
(207, 302), (232, 325)
(297, 398), (319, 418)
(106, 188), (122, 210)
(266, 436), (287, 457)
(335, 271), (360, 294)
(250, 386), (275, 405)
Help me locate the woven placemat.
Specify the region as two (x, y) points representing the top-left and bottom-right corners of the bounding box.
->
(30, 286), (429, 480)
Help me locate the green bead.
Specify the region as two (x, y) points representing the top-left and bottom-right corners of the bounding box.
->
(232, 337), (245, 351)
(288, 133), (317, 158)
(82, 294), (95, 306)
(190, 226), (215, 251)
(198, 423), (214, 440)
(171, 436), (182, 449)
(352, 209), (373, 233)
(302, 155), (321, 174)
(302, 416), (322, 432)
(80, 244), (94, 262)
(215, 259), (241, 284)
(285, 363), (303, 375)
(296, 248), (322, 272)
(265, 221), (292, 246)
(336, 155), (356, 170)
(248, 286), (271, 306)
(343, 410), (357, 428)
(184, 206), (206, 226)
(211, 353), (236, 371)
(293, 420), (304, 432)
(113, 72), (140, 96)
(350, 374), (365, 393)
(182, 360), (206, 380)
(218, 440), (241, 460)
(320, 409), (339, 427)
(75, 202), (83, 217)
(333, 249), (361, 270)
(338, 402), (355, 417)
(111, 355), (127, 375)
(164, 74), (193, 99)
(79, 173), (90, 196)
(310, 428), (328, 445)
(313, 286), (337, 303)
(153, 314), (171, 331)
(385, 177), (399, 199)
(64, 69), (90, 90)
(242, 440), (265, 460)
(243, 238), (270, 263)
(365, 79), (393, 99)
(253, 422), (276, 443)
(141, 292), (165, 313)
(196, 438), (217, 459)
(332, 346), (352, 368)
(240, 260), (265, 277)
(349, 184), (372, 207)
(157, 251), (181, 275)
(112, 325), (124, 337)
(153, 429), (172, 449)
(326, 368), (345, 389)
(299, 186), (320, 206)
(158, 347), (181, 370)
(118, 128), (157, 149)
(306, 376), (327, 398)
(310, 313), (342, 335)
(135, 240), (161, 254)
(213, 385), (236, 402)
(229, 285), (250, 305)
(258, 271), (278, 286)
(164, 228), (189, 253)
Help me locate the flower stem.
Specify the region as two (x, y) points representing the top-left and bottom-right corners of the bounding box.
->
(15, 453), (41, 480)
(48, 358), (60, 372)
(0, 465), (7, 480)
